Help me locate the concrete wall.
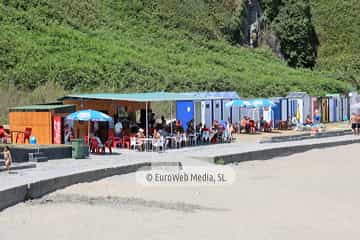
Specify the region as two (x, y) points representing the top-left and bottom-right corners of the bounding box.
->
(215, 137), (360, 164)
(1, 161), (181, 211)
(0, 185), (28, 211)
(0, 145), (72, 163)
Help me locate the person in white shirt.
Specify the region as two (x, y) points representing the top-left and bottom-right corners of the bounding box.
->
(114, 121), (123, 137)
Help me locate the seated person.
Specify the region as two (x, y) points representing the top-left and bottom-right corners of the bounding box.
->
(201, 125), (210, 143)
(174, 131), (183, 148)
(180, 131), (187, 146)
(210, 126), (218, 144)
(0, 126), (9, 144)
(240, 117), (247, 133)
(94, 134), (104, 148)
(132, 128), (145, 151)
(64, 127), (73, 145)
(225, 123), (234, 141)
(153, 129), (161, 142)
(248, 119), (256, 134)
(259, 117), (267, 131)
(305, 115), (313, 125)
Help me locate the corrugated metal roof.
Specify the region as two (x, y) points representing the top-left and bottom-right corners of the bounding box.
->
(9, 104), (75, 112)
(61, 92), (240, 102)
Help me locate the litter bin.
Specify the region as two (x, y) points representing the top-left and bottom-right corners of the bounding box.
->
(72, 139), (87, 159)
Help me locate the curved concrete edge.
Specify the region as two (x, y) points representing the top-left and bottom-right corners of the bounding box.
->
(214, 138), (360, 164)
(0, 161), (181, 212)
(0, 185), (28, 211)
(260, 129), (353, 144)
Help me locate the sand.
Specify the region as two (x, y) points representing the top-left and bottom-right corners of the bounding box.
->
(1, 143), (360, 240)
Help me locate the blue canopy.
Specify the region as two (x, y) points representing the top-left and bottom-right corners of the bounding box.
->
(66, 110), (112, 122)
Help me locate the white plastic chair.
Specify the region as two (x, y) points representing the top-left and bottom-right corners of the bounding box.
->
(130, 137), (141, 151)
(152, 136), (165, 152)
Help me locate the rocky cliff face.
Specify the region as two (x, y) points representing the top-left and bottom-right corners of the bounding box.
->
(241, 0), (262, 47)
(241, 0), (283, 58)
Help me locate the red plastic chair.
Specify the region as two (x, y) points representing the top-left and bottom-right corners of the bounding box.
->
(104, 138), (113, 154)
(23, 128), (32, 144)
(0, 127), (9, 143)
(90, 138), (103, 154)
(249, 120), (257, 134)
(263, 121), (272, 132)
(122, 135), (131, 149)
(108, 131), (122, 148)
(84, 136), (90, 145)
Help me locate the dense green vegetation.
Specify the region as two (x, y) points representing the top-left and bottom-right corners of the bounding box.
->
(310, 0), (360, 87)
(0, 0), (355, 122)
(262, 0), (318, 68)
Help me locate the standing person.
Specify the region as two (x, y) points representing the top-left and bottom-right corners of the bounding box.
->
(351, 113), (357, 135)
(3, 146), (12, 173)
(161, 116), (166, 129)
(356, 114), (360, 136)
(114, 120), (123, 138)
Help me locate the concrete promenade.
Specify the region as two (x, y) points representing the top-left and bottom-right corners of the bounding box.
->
(1, 135), (359, 210)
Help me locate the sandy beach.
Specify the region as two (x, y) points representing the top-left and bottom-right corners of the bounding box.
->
(1, 143), (360, 240)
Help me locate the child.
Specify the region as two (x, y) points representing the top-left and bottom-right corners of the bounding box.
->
(3, 146), (12, 173)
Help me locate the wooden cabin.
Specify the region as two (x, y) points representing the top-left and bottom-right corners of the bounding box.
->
(9, 104), (76, 144)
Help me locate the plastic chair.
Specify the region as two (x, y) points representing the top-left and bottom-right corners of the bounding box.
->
(130, 137), (142, 151)
(249, 120), (256, 134)
(90, 138), (100, 153)
(23, 128), (32, 144)
(84, 136), (90, 145)
(0, 127), (9, 144)
(152, 136), (165, 152)
(104, 138), (113, 154)
(263, 121), (272, 132)
(90, 138), (105, 154)
(122, 135), (131, 149)
(108, 131), (122, 148)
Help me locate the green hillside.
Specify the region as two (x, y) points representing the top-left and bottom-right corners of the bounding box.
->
(310, 0), (360, 87)
(0, 0), (355, 123)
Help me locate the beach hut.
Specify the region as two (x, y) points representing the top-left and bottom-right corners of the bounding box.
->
(341, 95), (349, 120)
(269, 98), (282, 128)
(325, 94), (349, 122)
(286, 92), (312, 124)
(201, 101), (212, 128)
(9, 104), (76, 144)
(311, 97), (320, 121)
(176, 92), (239, 129)
(197, 92), (240, 126)
(320, 97), (329, 123)
(328, 96), (336, 122)
(280, 98), (288, 121)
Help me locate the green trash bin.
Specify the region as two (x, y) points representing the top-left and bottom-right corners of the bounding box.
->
(80, 144), (89, 157)
(72, 139), (86, 159)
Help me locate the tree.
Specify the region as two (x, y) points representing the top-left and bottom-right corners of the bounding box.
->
(272, 0), (318, 68)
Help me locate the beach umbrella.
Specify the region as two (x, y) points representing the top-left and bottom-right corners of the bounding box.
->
(66, 109), (112, 122)
(66, 110), (113, 139)
(248, 98), (274, 108)
(225, 99), (252, 108)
